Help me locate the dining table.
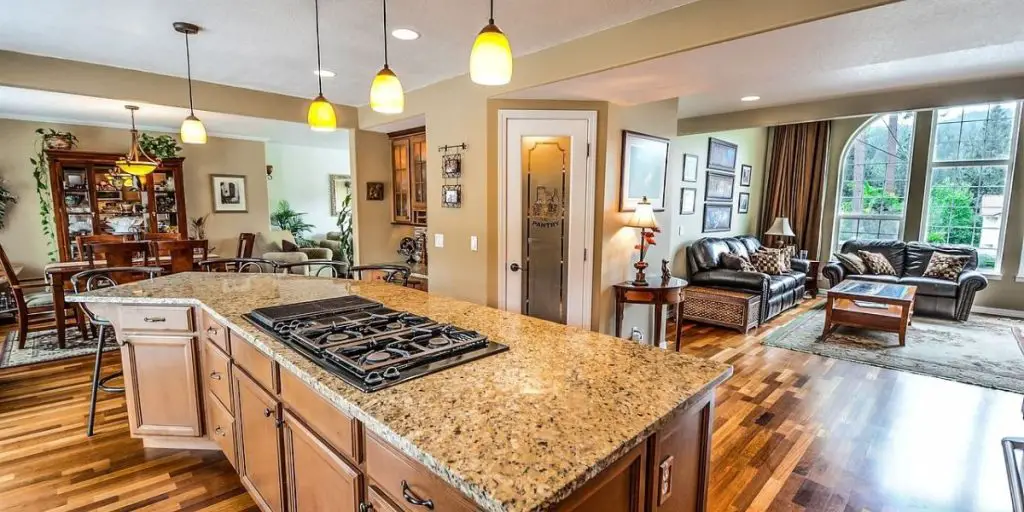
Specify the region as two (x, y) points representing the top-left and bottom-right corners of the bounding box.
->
(43, 253), (215, 348)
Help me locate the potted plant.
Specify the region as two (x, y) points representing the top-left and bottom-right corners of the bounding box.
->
(0, 177), (18, 230)
(139, 133), (183, 159)
(37, 128), (78, 151)
(335, 194), (354, 265)
(271, 200), (315, 247)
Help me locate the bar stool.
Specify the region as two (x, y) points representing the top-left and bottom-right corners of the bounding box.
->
(71, 266), (162, 436)
(349, 264), (411, 286)
(199, 258), (278, 273)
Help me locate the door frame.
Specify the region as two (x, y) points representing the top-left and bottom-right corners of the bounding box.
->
(497, 109), (598, 328)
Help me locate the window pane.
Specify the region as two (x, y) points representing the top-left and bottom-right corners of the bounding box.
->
(934, 123), (961, 162)
(933, 102), (1018, 162)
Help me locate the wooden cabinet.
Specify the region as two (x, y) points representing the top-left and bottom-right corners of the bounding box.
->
(120, 334), (203, 437)
(365, 433), (477, 512)
(234, 368), (285, 512)
(390, 130), (427, 226)
(367, 485), (403, 512)
(282, 410), (362, 512)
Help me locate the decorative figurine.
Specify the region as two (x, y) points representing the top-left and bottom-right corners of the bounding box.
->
(661, 259), (671, 282)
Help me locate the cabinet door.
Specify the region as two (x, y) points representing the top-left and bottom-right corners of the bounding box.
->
(282, 410), (362, 512)
(234, 368), (285, 512)
(120, 335), (202, 437)
(410, 133), (427, 210)
(392, 138), (411, 223)
(555, 442), (646, 512)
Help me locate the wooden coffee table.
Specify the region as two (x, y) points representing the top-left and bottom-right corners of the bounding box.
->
(822, 280), (917, 346)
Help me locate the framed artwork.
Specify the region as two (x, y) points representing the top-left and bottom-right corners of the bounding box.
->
(442, 184), (462, 208)
(366, 182), (385, 201)
(707, 137), (738, 172)
(329, 174), (352, 215)
(619, 130), (669, 211)
(682, 153), (699, 183)
(442, 153), (462, 178)
(704, 171), (735, 201)
(679, 187), (697, 215)
(738, 192), (750, 214)
(740, 164), (752, 187)
(210, 174), (248, 213)
(702, 203), (733, 233)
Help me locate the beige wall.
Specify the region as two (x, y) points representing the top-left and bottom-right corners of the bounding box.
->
(0, 118), (269, 276)
(351, 130), (414, 266)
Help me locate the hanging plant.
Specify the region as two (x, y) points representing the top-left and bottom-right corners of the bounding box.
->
(0, 177), (18, 230)
(31, 128), (73, 261)
(39, 129), (78, 151)
(139, 133), (183, 160)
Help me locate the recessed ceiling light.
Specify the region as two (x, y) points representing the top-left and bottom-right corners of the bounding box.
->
(314, 69), (336, 78)
(741, 96), (761, 102)
(391, 28), (420, 40)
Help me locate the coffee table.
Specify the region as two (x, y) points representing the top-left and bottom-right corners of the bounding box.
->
(822, 280), (917, 346)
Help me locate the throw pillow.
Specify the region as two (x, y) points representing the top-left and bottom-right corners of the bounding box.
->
(757, 247), (791, 272)
(750, 250), (785, 275)
(721, 253), (758, 272)
(833, 252), (867, 274)
(282, 239), (299, 252)
(922, 252), (970, 281)
(857, 250), (897, 276)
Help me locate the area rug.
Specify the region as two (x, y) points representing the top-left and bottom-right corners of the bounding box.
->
(0, 329), (114, 369)
(763, 305), (1024, 394)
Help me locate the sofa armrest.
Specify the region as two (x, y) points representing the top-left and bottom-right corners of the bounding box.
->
(954, 269), (988, 321)
(262, 251), (308, 274)
(822, 262), (845, 288)
(957, 270), (988, 290)
(690, 269), (770, 294)
(789, 258), (810, 273)
(300, 247), (333, 260)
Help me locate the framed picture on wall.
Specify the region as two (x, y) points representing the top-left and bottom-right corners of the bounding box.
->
(680, 187), (696, 215)
(740, 164), (752, 187)
(329, 174), (352, 216)
(366, 182), (385, 201)
(738, 192), (750, 214)
(704, 171), (735, 201)
(210, 174), (248, 213)
(702, 203), (733, 232)
(682, 153), (699, 182)
(619, 130), (669, 211)
(707, 137), (738, 172)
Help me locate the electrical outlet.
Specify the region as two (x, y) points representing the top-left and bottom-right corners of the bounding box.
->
(434, 234), (444, 248)
(470, 236), (478, 251)
(678, 226), (684, 236)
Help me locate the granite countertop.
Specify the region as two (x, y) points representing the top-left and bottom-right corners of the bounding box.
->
(70, 272), (731, 512)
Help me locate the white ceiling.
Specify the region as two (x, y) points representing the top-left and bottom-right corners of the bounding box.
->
(0, 0), (699, 107)
(502, 0), (1024, 119)
(0, 86), (350, 148)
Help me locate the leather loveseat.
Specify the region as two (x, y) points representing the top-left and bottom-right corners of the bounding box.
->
(687, 235), (809, 323)
(822, 240), (988, 321)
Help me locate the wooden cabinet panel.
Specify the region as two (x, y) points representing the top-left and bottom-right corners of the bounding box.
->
(201, 310), (230, 353)
(120, 305), (193, 333)
(208, 390), (238, 470)
(234, 368), (285, 512)
(555, 442), (646, 512)
(367, 485), (403, 512)
(646, 391), (714, 512)
(280, 369), (360, 463)
(120, 335), (203, 437)
(390, 130), (427, 226)
(365, 433), (476, 512)
(232, 333), (279, 394)
(282, 410), (362, 512)
(204, 340), (232, 413)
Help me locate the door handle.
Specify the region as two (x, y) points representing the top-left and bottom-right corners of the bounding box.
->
(143, 316), (166, 323)
(401, 481), (434, 509)
(509, 263), (522, 272)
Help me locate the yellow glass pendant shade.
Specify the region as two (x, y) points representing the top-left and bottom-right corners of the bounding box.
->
(470, 23), (512, 86)
(115, 160), (159, 177)
(180, 114), (207, 144)
(308, 94), (337, 132)
(370, 66), (404, 114)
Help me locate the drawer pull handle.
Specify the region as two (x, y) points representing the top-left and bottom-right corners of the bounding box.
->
(264, 407), (273, 418)
(402, 481), (434, 509)
(210, 372), (222, 381)
(359, 503), (372, 512)
(143, 317), (166, 323)
(206, 326), (219, 335)
(215, 426), (225, 436)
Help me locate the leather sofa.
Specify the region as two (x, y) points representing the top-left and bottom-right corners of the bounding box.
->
(687, 235), (808, 323)
(822, 240), (988, 321)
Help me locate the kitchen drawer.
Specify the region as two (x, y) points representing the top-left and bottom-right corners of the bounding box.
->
(368, 485), (403, 512)
(208, 390), (237, 469)
(204, 340), (232, 413)
(280, 369), (360, 463)
(201, 310), (230, 354)
(365, 433), (476, 512)
(231, 332), (278, 394)
(120, 305), (193, 333)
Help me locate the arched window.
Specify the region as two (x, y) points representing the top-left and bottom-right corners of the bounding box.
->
(833, 112), (917, 250)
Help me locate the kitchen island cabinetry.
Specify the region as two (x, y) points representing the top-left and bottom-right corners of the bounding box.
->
(234, 367), (286, 512)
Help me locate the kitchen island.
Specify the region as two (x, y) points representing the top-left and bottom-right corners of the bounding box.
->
(70, 272), (731, 512)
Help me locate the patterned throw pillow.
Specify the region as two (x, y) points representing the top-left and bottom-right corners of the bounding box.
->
(833, 252), (867, 274)
(758, 247), (791, 272)
(922, 252), (970, 281)
(721, 253), (757, 272)
(857, 250), (897, 276)
(750, 250), (786, 275)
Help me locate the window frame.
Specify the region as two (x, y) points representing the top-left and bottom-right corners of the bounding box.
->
(919, 101), (1022, 276)
(832, 112), (918, 255)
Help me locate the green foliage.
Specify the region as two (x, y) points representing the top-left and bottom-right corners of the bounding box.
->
(30, 128), (70, 261)
(139, 133), (182, 159)
(925, 187), (977, 245)
(860, 182), (903, 214)
(0, 178), (18, 230)
(271, 200), (315, 247)
(37, 128), (78, 149)
(335, 193), (354, 265)
(189, 214), (209, 240)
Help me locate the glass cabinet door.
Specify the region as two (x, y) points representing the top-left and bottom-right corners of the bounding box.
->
(410, 133), (427, 209)
(94, 166), (148, 238)
(62, 165), (93, 260)
(149, 171), (180, 234)
(392, 138), (411, 222)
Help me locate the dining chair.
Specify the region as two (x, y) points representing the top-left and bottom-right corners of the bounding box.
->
(154, 239), (209, 274)
(71, 266), (162, 436)
(237, 233), (256, 259)
(199, 258), (277, 273)
(349, 264), (411, 286)
(275, 260), (351, 278)
(85, 241), (152, 268)
(0, 242), (82, 349)
(74, 234), (126, 261)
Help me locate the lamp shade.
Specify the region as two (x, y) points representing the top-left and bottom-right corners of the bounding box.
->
(307, 94), (337, 132)
(626, 197), (658, 229)
(370, 66), (405, 114)
(470, 23), (513, 86)
(180, 114), (207, 144)
(765, 217), (796, 237)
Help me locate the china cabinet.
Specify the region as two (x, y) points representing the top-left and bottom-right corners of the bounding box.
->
(389, 129), (426, 226)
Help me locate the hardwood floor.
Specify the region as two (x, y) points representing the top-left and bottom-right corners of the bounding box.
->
(0, 301), (1019, 511)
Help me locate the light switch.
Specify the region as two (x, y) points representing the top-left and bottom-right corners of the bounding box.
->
(434, 233), (444, 248)
(678, 226), (684, 236)
(470, 236), (478, 251)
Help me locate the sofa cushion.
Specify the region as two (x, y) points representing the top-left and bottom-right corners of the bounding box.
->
(846, 274), (901, 284)
(724, 239), (750, 260)
(768, 272), (805, 294)
(840, 239), (907, 275)
(907, 242), (977, 277)
(834, 252), (867, 274)
(737, 235), (762, 254)
(858, 250), (897, 276)
(690, 238), (733, 272)
(899, 276), (958, 298)
(922, 252), (970, 281)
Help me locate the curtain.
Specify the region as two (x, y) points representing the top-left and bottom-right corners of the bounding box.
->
(760, 121), (830, 255)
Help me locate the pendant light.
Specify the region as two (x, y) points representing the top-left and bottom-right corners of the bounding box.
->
(469, 0), (513, 86)
(116, 106), (161, 177)
(174, 22), (207, 144)
(307, 0), (337, 131)
(369, 0), (404, 114)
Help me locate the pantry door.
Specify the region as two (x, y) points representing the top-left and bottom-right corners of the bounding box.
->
(498, 110), (596, 328)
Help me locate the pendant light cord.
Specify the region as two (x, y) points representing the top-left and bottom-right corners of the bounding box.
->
(382, 0), (389, 68)
(184, 33), (195, 114)
(314, 0), (324, 95)
(489, 0), (494, 24)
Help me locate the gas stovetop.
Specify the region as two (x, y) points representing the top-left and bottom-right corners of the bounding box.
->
(243, 296), (508, 392)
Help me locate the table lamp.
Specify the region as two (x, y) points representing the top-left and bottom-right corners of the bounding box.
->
(626, 196), (659, 286)
(765, 216), (795, 248)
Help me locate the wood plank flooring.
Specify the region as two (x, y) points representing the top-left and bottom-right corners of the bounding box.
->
(0, 301), (1019, 511)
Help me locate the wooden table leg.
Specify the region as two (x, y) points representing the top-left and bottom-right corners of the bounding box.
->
(674, 302), (683, 352)
(653, 303), (663, 348)
(615, 300), (624, 339)
(899, 304), (911, 347)
(821, 295), (833, 342)
(51, 273), (66, 349)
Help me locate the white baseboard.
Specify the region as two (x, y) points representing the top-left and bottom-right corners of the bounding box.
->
(972, 305), (1024, 319)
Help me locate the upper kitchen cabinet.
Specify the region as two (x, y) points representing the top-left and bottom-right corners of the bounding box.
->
(389, 129), (427, 226)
